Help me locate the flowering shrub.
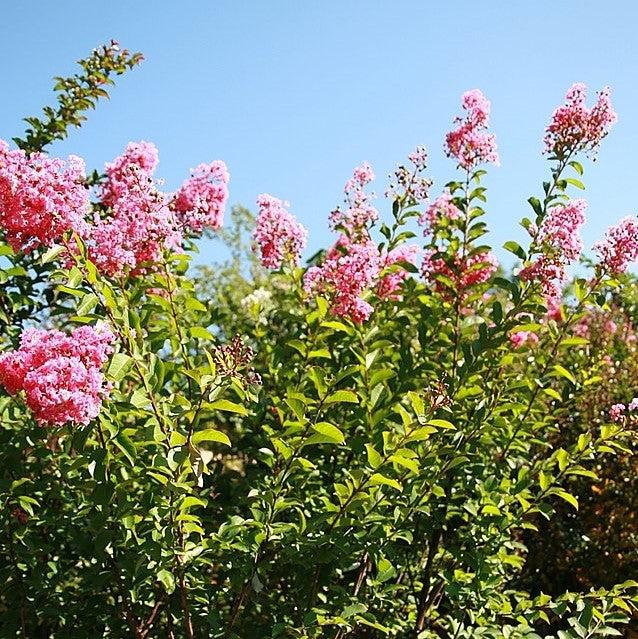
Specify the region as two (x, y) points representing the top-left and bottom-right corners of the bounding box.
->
(1, 46), (637, 639)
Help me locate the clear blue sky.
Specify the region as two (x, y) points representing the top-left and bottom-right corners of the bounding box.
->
(1, 1), (637, 268)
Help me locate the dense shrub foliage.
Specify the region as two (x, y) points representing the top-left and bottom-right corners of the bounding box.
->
(1, 44), (637, 638)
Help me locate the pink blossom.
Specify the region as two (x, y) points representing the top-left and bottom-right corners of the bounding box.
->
(172, 161), (229, 234)
(377, 244), (420, 300)
(253, 194), (308, 269)
(609, 403), (626, 423)
(0, 140), (89, 252)
(544, 84), (617, 157)
(445, 89), (499, 170)
(603, 319), (618, 335)
(82, 142), (181, 276)
(0, 324), (114, 426)
(418, 190), (460, 233)
(593, 216), (638, 274)
(510, 331), (539, 349)
(304, 236), (381, 323)
(422, 249), (498, 296)
(629, 398), (638, 412)
(330, 163), (378, 239)
(520, 200), (587, 294)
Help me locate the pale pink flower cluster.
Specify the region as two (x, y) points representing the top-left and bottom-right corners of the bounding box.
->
(304, 237), (382, 324)
(418, 190), (460, 232)
(253, 194), (308, 269)
(329, 162), (378, 239)
(445, 89), (499, 170)
(0, 324), (114, 426)
(593, 216), (638, 274)
(0, 140), (89, 252)
(608, 399), (638, 423)
(520, 200), (587, 297)
(377, 244), (420, 300)
(83, 141), (179, 276)
(172, 161), (229, 233)
(544, 83), (617, 157)
(510, 330), (539, 349)
(386, 145), (432, 204)
(421, 248), (498, 296)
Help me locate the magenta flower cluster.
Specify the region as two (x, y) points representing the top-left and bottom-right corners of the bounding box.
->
(172, 161), (229, 233)
(418, 190), (460, 232)
(544, 83), (617, 157)
(445, 89), (499, 170)
(0, 138), (229, 277)
(0, 140), (89, 253)
(593, 216), (638, 274)
(253, 194), (308, 270)
(520, 199), (587, 297)
(329, 162), (378, 240)
(421, 249), (499, 296)
(0, 325), (114, 426)
(510, 330), (539, 349)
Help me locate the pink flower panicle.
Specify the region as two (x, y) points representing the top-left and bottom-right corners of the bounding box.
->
(253, 194), (308, 270)
(418, 190), (461, 233)
(544, 84), (617, 157)
(304, 236), (381, 324)
(609, 403), (626, 423)
(330, 162), (378, 239)
(510, 330), (539, 349)
(520, 200), (587, 295)
(172, 161), (229, 234)
(377, 244), (420, 300)
(593, 216), (638, 274)
(445, 89), (499, 170)
(422, 248), (498, 296)
(83, 141), (181, 277)
(0, 140), (89, 252)
(0, 325), (114, 426)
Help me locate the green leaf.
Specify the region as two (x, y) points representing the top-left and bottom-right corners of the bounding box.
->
(107, 353), (133, 382)
(553, 364), (576, 385)
(113, 432), (136, 465)
(503, 241), (526, 260)
(369, 473), (402, 491)
(157, 568), (175, 594)
(192, 429), (231, 446)
(365, 444), (382, 469)
(76, 293), (99, 316)
(555, 489), (578, 510)
(190, 326), (214, 340)
(325, 389), (359, 404)
(207, 399), (248, 415)
(311, 422), (345, 444)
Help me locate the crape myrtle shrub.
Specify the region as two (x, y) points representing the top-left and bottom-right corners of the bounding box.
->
(1, 44), (637, 639)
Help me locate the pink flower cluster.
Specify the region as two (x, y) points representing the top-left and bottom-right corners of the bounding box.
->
(304, 237), (381, 323)
(510, 330), (539, 349)
(609, 398), (638, 423)
(80, 142), (230, 277)
(418, 190), (460, 233)
(593, 216), (638, 274)
(172, 161), (229, 233)
(377, 244), (420, 300)
(421, 248), (498, 296)
(445, 89), (499, 170)
(520, 199), (587, 297)
(0, 324), (114, 426)
(83, 142), (179, 276)
(544, 83), (617, 157)
(0, 140), (89, 253)
(253, 194), (308, 269)
(329, 162), (378, 239)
